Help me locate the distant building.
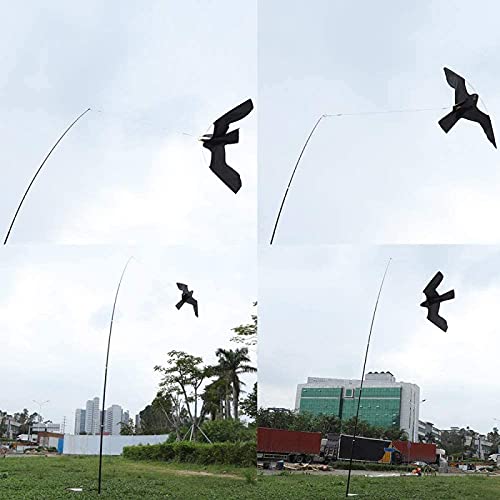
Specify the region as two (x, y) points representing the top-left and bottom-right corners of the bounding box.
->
(74, 409), (86, 435)
(3, 417), (21, 440)
(135, 414), (141, 431)
(32, 422), (61, 434)
(418, 420), (442, 443)
(296, 371), (420, 441)
(84, 397), (100, 435)
(105, 405), (125, 435)
(75, 398), (129, 435)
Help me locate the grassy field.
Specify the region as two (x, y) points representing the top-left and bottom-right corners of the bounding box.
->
(1, 455), (500, 499)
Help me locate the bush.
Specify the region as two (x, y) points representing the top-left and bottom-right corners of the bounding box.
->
(123, 440), (256, 467)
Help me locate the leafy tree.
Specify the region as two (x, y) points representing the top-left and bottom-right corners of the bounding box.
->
(215, 348), (256, 420)
(154, 387), (189, 441)
(487, 427), (500, 454)
(240, 383), (257, 421)
(154, 350), (210, 441)
(257, 408), (297, 430)
(200, 419), (254, 443)
(441, 428), (467, 457)
(120, 418), (135, 435)
(201, 377), (228, 421)
(230, 302), (257, 347)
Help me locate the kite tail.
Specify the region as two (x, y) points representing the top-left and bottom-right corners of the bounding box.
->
(175, 299), (185, 309)
(438, 110), (460, 133)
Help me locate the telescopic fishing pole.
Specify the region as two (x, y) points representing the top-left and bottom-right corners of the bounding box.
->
(3, 107), (91, 245)
(345, 258), (392, 498)
(269, 106), (448, 245)
(98, 256), (134, 495)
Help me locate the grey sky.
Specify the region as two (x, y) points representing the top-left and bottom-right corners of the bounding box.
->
(259, 0), (500, 244)
(0, 245), (256, 428)
(259, 245), (500, 434)
(1, 1), (256, 245)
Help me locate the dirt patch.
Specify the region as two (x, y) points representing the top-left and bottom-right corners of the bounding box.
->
(171, 469), (243, 480)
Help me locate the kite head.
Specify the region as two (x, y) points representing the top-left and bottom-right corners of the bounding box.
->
(419, 300), (428, 308)
(472, 93), (479, 102)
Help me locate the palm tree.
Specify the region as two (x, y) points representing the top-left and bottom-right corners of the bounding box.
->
(215, 348), (257, 420)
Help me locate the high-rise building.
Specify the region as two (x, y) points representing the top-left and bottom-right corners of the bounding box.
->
(84, 397), (100, 435)
(135, 413), (141, 432)
(295, 371), (420, 441)
(105, 404), (124, 435)
(74, 409), (86, 435)
(75, 397), (130, 435)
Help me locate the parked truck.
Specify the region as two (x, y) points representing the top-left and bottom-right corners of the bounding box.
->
(257, 428), (401, 464)
(337, 434), (401, 464)
(257, 427), (322, 463)
(392, 440), (438, 464)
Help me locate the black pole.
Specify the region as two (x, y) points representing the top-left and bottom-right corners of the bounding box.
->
(345, 258), (392, 498)
(269, 114), (327, 245)
(4, 107), (91, 245)
(97, 256), (134, 495)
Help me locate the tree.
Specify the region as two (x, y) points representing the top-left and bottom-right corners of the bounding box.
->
(441, 428), (467, 457)
(154, 388), (189, 441)
(201, 377), (228, 421)
(240, 383), (257, 420)
(120, 418), (135, 435)
(230, 302), (257, 347)
(154, 350), (210, 441)
(215, 348), (257, 420)
(0, 411), (7, 437)
(488, 427), (500, 454)
(257, 407), (297, 430)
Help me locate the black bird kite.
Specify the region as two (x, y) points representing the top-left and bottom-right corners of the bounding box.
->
(439, 67), (496, 148)
(175, 282), (198, 317)
(200, 98), (254, 193)
(420, 271), (455, 332)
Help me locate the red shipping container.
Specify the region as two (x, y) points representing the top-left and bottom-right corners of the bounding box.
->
(257, 427), (322, 455)
(393, 440), (437, 463)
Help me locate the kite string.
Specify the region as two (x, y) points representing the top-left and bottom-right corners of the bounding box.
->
(324, 105), (448, 117)
(269, 105), (448, 245)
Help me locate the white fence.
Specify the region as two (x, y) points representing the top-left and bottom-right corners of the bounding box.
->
(62, 434), (169, 455)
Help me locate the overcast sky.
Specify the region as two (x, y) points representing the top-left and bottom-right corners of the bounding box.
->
(259, 245), (500, 435)
(259, 0), (500, 244)
(0, 245), (256, 430)
(1, 1), (255, 245)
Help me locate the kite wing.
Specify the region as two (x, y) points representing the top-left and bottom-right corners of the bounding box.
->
(462, 107), (497, 148)
(213, 99), (254, 137)
(209, 146), (242, 193)
(186, 296), (198, 317)
(438, 289), (455, 302)
(423, 271), (443, 298)
(443, 67), (469, 103)
(427, 303), (448, 332)
(177, 283), (188, 292)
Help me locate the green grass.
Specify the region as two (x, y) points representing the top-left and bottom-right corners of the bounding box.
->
(1, 455), (500, 499)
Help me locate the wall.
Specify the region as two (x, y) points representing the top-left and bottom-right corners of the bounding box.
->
(62, 434), (169, 455)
